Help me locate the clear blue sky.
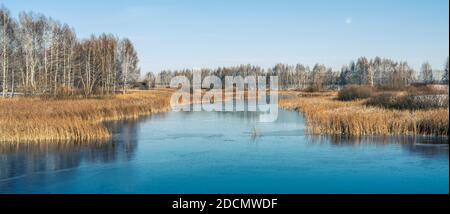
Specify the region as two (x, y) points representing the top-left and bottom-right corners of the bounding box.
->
(1, 0), (449, 73)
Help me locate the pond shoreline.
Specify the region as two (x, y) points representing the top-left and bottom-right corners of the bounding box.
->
(1, 89), (448, 143)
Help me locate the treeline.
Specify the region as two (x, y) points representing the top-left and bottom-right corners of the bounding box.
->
(146, 64), (334, 90)
(0, 6), (139, 98)
(147, 57), (449, 90)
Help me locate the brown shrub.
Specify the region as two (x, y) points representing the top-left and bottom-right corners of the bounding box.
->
(406, 84), (449, 96)
(337, 85), (374, 101)
(304, 85), (323, 93)
(367, 93), (449, 110)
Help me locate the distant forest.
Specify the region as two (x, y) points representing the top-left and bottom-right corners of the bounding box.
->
(1, 6), (449, 97)
(147, 57), (449, 91)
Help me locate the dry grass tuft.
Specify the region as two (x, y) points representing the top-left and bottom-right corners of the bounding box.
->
(0, 89), (172, 143)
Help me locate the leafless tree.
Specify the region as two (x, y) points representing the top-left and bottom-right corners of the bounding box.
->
(0, 6), (16, 97)
(442, 57), (449, 84)
(420, 62), (433, 84)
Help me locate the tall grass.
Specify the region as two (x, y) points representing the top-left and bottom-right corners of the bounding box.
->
(0, 89), (172, 143)
(280, 91), (448, 137)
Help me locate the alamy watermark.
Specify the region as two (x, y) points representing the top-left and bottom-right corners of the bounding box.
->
(167, 70), (279, 122)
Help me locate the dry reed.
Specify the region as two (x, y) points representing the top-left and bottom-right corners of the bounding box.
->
(279, 91), (449, 137)
(0, 89), (172, 143)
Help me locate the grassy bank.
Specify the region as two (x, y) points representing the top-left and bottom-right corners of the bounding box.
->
(0, 89), (172, 143)
(280, 91), (449, 137)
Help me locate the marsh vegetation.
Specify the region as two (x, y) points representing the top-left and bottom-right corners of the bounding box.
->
(280, 86), (449, 137)
(0, 90), (171, 142)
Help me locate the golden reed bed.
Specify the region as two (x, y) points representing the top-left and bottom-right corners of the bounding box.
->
(279, 91), (449, 137)
(0, 89), (172, 143)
